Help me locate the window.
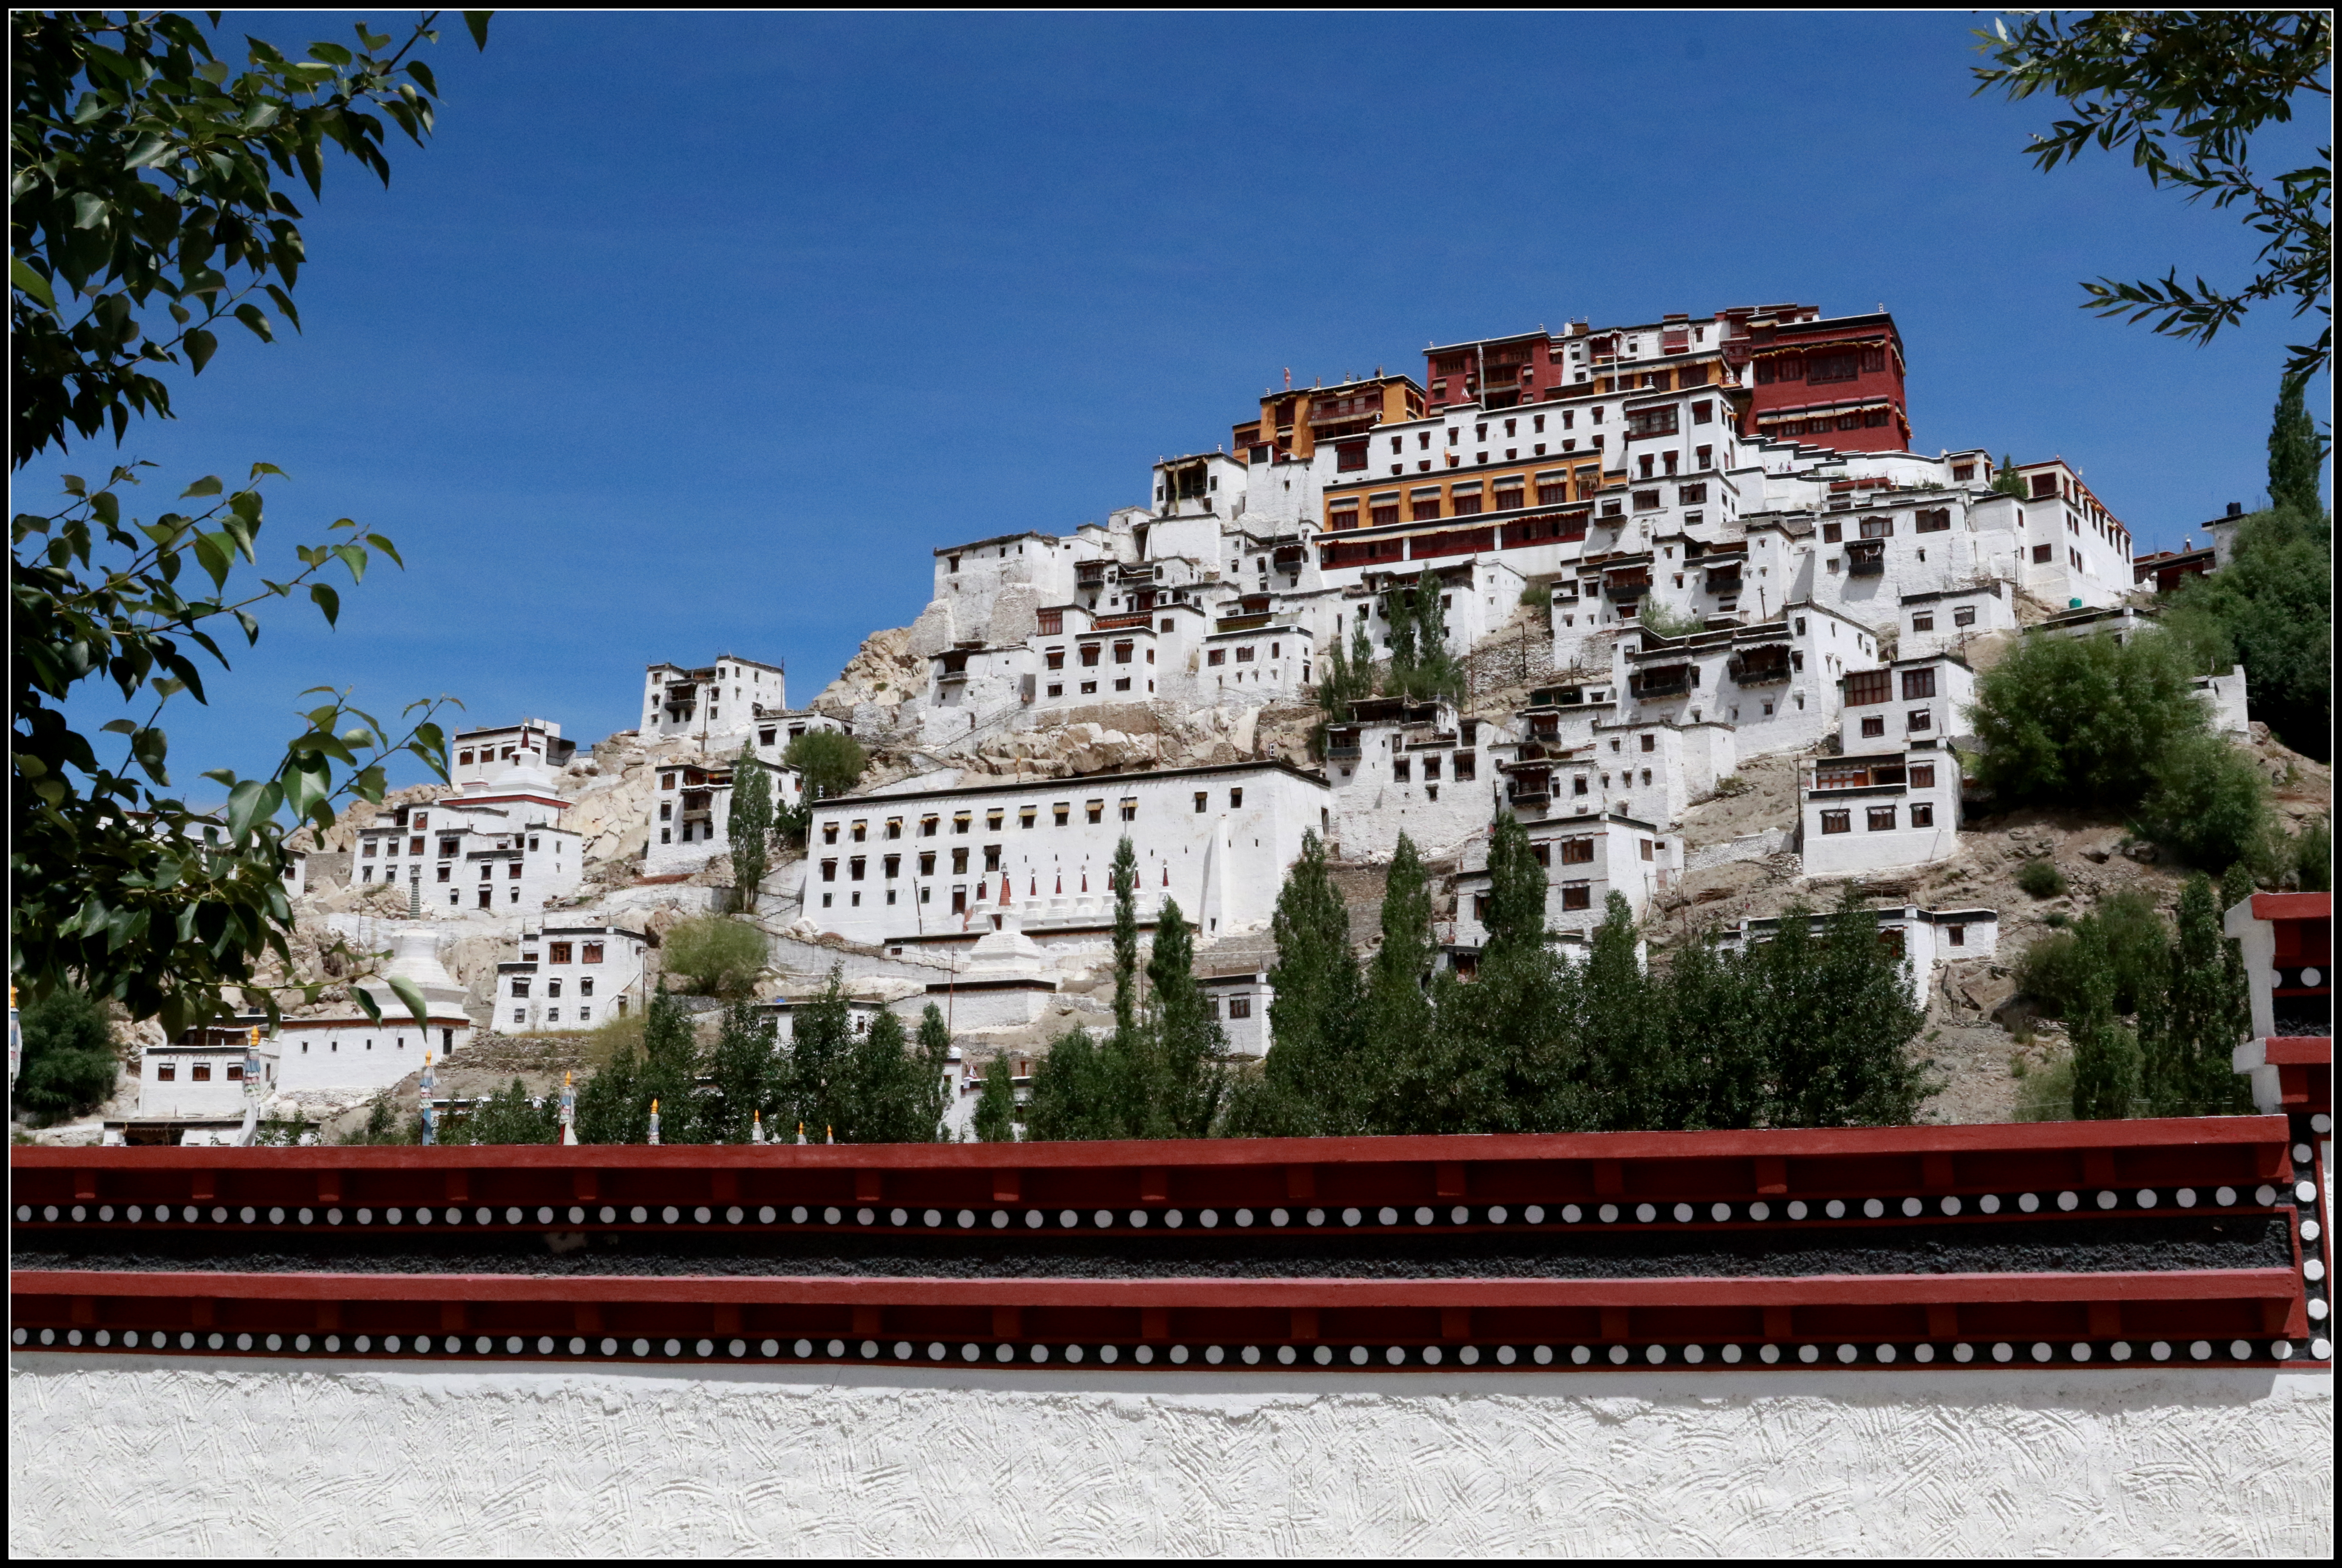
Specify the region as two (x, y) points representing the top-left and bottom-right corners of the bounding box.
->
(1820, 809), (1851, 835)
(1901, 667), (1937, 700)
(1561, 883), (1592, 910)
(1422, 755), (1440, 781)
(1677, 483), (1706, 506)
(1861, 715), (1886, 738)
(1867, 806), (1898, 832)
(1080, 644), (1101, 667)
(1808, 350), (1860, 382)
(884, 854), (901, 880)
(1945, 922), (1965, 946)
(1230, 788), (1244, 808)
(1084, 800), (1104, 825)
(1909, 764), (1936, 789)
(1330, 506), (1358, 531)
(2032, 544), (2054, 564)
(919, 852), (936, 876)
(1909, 802), (1935, 827)
(192, 1062), (212, 1081)
(2032, 474), (2059, 499)
(1451, 489), (1483, 516)
(154, 1062), (175, 1080)
(1207, 649), (1225, 666)
(822, 822), (839, 845)
(1632, 489), (1661, 511)
(1691, 399), (1712, 425)
(850, 856), (866, 881)
(820, 861), (837, 882)
(1822, 522), (1843, 543)
(1370, 502), (1400, 527)
(1235, 646), (1255, 664)
(1859, 517), (1892, 540)
(1915, 508), (1951, 533)
(1120, 798), (1137, 821)
(1336, 440), (1367, 472)
(1559, 838), (1595, 864)
(1112, 642), (1133, 664)
(1641, 733), (1656, 752)
(1412, 496), (1441, 522)
(1045, 649), (1065, 670)
(953, 813), (971, 834)
(1053, 803), (1070, 825)
(1019, 806), (1037, 829)
(1844, 670), (1890, 706)
(1640, 839), (1654, 861)
(1393, 759), (1411, 782)
(920, 815), (939, 837)
(1453, 752), (1475, 780)
(1626, 406), (1678, 437)
(950, 848), (968, 875)
(1227, 997), (1252, 1019)
(1912, 614), (1934, 633)
(1194, 792), (1209, 813)
(1906, 708), (1933, 733)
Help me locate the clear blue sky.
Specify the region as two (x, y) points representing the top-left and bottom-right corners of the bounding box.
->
(28, 11), (2329, 794)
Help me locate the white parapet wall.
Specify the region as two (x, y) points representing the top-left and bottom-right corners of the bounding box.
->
(9, 1357), (2330, 1555)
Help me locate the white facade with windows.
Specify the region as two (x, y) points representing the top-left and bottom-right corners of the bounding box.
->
(1837, 653), (1976, 751)
(1715, 904), (2001, 1005)
(1898, 581), (2018, 661)
(1448, 811), (1682, 949)
(641, 656), (785, 748)
(355, 761), (583, 915)
(496, 920), (652, 1033)
(451, 719), (574, 786)
(1799, 742), (1964, 879)
(1199, 970), (1273, 1059)
(801, 760), (1332, 947)
(1327, 698), (1499, 862)
(643, 755), (800, 876)
(137, 1026), (277, 1120)
(268, 927), (475, 1092)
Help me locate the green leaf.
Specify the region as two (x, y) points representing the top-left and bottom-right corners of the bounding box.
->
(352, 988), (384, 1025)
(387, 974), (431, 1030)
(191, 533), (232, 591)
(181, 476), (224, 499)
(464, 12), (493, 50)
(307, 41), (355, 66)
(11, 258), (58, 310)
(309, 582), (340, 626)
(405, 59), (439, 96)
(365, 533), (404, 567)
(331, 543), (368, 582)
(226, 778), (276, 841)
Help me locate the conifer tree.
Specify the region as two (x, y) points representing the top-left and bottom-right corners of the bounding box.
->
(1407, 566), (1465, 703)
(1109, 836), (1141, 1041)
(636, 982), (704, 1143)
(1350, 617), (1377, 695)
(1383, 579), (1420, 695)
(2268, 372), (2329, 518)
(782, 966), (855, 1141)
(1801, 892), (1931, 1126)
(1991, 453), (2030, 498)
(1241, 830), (1363, 1136)
(972, 1054), (1019, 1142)
(2147, 875), (2254, 1116)
(1658, 932), (1763, 1130)
(1578, 892), (1663, 1130)
(726, 743), (773, 915)
(838, 1009), (937, 1143)
(573, 1033), (641, 1144)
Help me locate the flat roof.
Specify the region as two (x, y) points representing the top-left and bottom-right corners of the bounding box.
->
(813, 756), (1330, 809)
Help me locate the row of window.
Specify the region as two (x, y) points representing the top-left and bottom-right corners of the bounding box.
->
(1818, 803), (1937, 834)
(1752, 346), (1890, 385)
(149, 1060), (249, 1082)
(364, 832), (539, 858)
(1844, 667), (1938, 706)
(1909, 607), (1979, 634)
(1041, 642), (1155, 669)
(823, 790), (1224, 844)
(513, 1005), (594, 1024)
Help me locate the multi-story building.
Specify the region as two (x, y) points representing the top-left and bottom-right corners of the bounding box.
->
(451, 719), (574, 786)
(643, 754), (799, 876)
(1326, 698), (1497, 862)
(1838, 652), (1976, 750)
(1448, 811), (1683, 950)
(1898, 581), (2018, 661)
(1799, 742), (1964, 879)
(493, 918), (654, 1033)
(135, 1024), (277, 1123)
(801, 760), (1333, 947)
(640, 655), (786, 748)
(354, 759), (584, 915)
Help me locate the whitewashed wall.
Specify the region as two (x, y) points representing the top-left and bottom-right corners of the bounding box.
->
(9, 1357), (2328, 1556)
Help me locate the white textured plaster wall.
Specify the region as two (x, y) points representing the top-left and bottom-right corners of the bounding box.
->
(9, 1357), (2331, 1557)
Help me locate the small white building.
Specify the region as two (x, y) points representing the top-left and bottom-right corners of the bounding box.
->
(271, 926), (476, 1092)
(1449, 810), (1682, 950)
(137, 1024), (277, 1121)
(355, 761), (583, 915)
(802, 760), (1334, 946)
(1199, 970), (1273, 1059)
(1898, 581), (2018, 661)
(1714, 905), (2000, 1005)
(1839, 652), (1975, 751)
(641, 655), (786, 748)
(2193, 664), (2251, 736)
(495, 919), (654, 1033)
(1799, 743), (1963, 879)
(451, 719), (574, 786)
(1326, 697), (1496, 862)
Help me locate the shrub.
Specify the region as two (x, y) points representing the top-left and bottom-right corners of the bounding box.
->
(2163, 504), (2331, 760)
(2013, 1050), (2077, 1122)
(12, 988), (120, 1124)
(2294, 818), (2333, 892)
(1520, 583), (1550, 608)
(783, 729), (868, 804)
(1635, 601), (1702, 639)
(2016, 858), (2067, 899)
(660, 915), (767, 998)
(2017, 889), (2167, 1017)
(460, 1078), (558, 1144)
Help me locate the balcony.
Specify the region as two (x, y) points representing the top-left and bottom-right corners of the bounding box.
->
(1506, 780), (1551, 807)
(1727, 645), (1792, 686)
(1216, 612), (1272, 633)
(1326, 742), (1362, 762)
(1090, 612), (1152, 632)
(1075, 562), (1109, 586)
(1846, 541), (1886, 576)
(1703, 568), (1743, 595)
(1629, 665), (1691, 699)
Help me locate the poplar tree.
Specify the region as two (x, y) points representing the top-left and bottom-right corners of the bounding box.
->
(1578, 892), (1663, 1130)
(1800, 893), (1931, 1127)
(1408, 567), (1465, 703)
(782, 966), (854, 1142)
(706, 999), (777, 1144)
(972, 1054), (1019, 1142)
(915, 1003), (955, 1142)
(2068, 927), (2143, 1120)
(1240, 830), (1363, 1136)
(726, 743), (773, 915)
(2268, 373), (2329, 517)
(1143, 897), (1229, 1138)
(838, 1009), (939, 1143)
(576, 985), (696, 1144)
(1657, 932), (1763, 1130)
(1109, 836), (1140, 1040)
(1023, 1027), (1117, 1140)
(1362, 833), (1437, 1132)
(2145, 874), (2254, 1116)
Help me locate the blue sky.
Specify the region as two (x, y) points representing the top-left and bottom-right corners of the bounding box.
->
(29, 11), (2329, 794)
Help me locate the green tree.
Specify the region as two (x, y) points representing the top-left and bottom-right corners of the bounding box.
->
(660, 914), (766, 998)
(1972, 11), (2332, 382)
(12, 12), (486, 1035)
(705, 999), (777, 1145)
(2267, 371), (2330, 516)
(2017, 888), (2170, 1019)
(2068, 929), (2144, 1121)
(1635, 600), (1703, 639)
(1138, 897), (1229, 1138)
(12, 985), (120, 1124)
(1391, 568), (1464, 703)
(783, 728), (867, 806)
(1024, 1029), (1119, 1141)
(1763, 893), (1929, 1128)
(1108, 835), (1140, 1041)
(1235, 830), (1363, 1136)
(838, 1009), (942, 1144)
(2143, 875), (2254, 1116)
(2136, 729), (2278, 870)
(635, 982), (703, 1144)
(459, 1077), (556, 1145)
(1578, 892), (1663, 1130)
(914, 1003), (955, 1142)
(1361, 833), (1438, 1133)
(2164, 503), (2331, 759)
(1969, 624), (2224, 811)
(726, 743), (772, 914)
(337, 1088), (419, 1145)
(780, 967), (853, 1143)
(1658, 932), (1764, 1131)
(972, 1052), (1019, 1142)
(1991, 454), (2031, 498)
(1381, 578), (1420, 693)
